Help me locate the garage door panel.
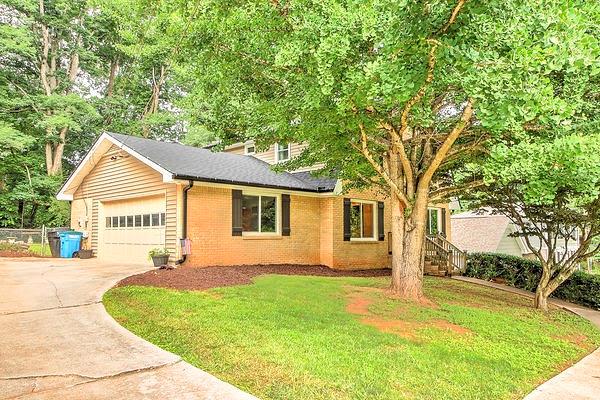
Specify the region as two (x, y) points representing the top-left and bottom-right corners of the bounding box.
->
(100, 195), (167, 264)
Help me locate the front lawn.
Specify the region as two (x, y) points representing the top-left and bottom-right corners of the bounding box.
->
(105, 275), (600, 400)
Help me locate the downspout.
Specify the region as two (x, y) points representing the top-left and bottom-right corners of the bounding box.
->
(176, 180), (194, 265)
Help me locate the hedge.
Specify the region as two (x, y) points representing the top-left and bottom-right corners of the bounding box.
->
(464, 252), (600, 310)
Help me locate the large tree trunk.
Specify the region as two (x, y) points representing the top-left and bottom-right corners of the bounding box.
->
(390, 193), (427, 300)
(534, 286), (550, 311)
(534, 262), (552, 311)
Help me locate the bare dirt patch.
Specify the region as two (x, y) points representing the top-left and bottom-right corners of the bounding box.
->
(555, 333), (590, 349)
(346, 295), (373, 315)
(344, 286), (471, 340)
(117, 264), (391, 291)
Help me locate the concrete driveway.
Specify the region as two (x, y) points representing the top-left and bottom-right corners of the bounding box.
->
(0, 258), (257, 400)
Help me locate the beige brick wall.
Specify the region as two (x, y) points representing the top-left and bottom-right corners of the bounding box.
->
(182, 185), (450, 270)
(327, 189), (392, 270)
(185, 185), (322, 266)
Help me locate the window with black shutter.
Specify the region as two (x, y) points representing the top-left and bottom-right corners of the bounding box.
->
(282, 194), (290, 236)
(378, 201), (385, 241)
(232, 189), (243, 236)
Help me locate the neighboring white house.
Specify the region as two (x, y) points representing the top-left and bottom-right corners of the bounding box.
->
(450, 209), (581, 261)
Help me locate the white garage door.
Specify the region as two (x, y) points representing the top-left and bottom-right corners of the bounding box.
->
(99, 195), (166, 264)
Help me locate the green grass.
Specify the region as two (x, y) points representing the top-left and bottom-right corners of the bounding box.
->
(28, 243), (51, 256)
(105, 276), (600, 400)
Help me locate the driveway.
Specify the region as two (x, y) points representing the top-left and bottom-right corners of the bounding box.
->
(0, 258), (257, 400)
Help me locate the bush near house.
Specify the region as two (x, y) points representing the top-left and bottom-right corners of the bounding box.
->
(465, 252), (600, 310)
(0, 242), (51, 257)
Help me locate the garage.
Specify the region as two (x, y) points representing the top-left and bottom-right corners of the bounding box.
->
(99, 195), (167, 263)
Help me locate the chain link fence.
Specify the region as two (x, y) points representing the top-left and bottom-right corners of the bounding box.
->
(0, 227), (66, 256)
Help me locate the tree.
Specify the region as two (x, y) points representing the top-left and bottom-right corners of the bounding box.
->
(92, 0), (194, 140)
(0, 0), (190, 227)
(179, 0), (599, 300)
(475, 135), (600, 311)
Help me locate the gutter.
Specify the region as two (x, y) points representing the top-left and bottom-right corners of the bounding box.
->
(172, 174), (335, 193)
(175, 180), (194, 265)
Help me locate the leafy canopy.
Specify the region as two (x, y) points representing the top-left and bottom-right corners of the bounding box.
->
(181, 0), (599, 186)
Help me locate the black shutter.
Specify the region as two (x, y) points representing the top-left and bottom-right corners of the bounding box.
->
(441, 208), (447, 237)
(343, 198), (351, 241)
(378, 201), (385, 241)
(232, 189), (243, 236)
(282, 194), (291, 236)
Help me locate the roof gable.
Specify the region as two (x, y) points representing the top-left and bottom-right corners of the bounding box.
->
(58, 132), (337, 200)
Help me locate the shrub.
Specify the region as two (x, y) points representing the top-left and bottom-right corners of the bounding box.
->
(148, 248), (170, 259)
(554, 272), (600, 310)
(465, 252), (542, 291)
(0, 242), (26, 252)
(465, 252), (600, 310)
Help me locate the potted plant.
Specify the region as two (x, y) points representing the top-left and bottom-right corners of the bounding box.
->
(77, 236), (93, 259)
(148, 248), (170, 267)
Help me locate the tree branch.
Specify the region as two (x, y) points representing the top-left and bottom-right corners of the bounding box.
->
(418, 99), (474, 191)
(355, 122), (410, 207)
(439, 0), (468, 34)
(399, 40), (439, 136)
(379, 121), (415, 197)
(430, 179), (484, 201)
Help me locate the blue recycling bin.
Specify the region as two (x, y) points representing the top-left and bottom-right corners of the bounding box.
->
(59, 231), (83, 258)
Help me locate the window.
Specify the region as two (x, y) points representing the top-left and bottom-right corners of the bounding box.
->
(151, 213), (160, 226)
(119, 216), (126, 227)
(275, 143), (290, 162)
(244, 144), (255, 155)
(142, 214), (151, 227)
(427, 208), (440, 236)
(350, 200), (375, 240)
(112, 216), (118, 227)
(126, 215), (134, 227)
(242, 194), (278, 233)
(106, 217), (112, 228)
(160, 213), (166, 226)
(134, 215), (142, 227)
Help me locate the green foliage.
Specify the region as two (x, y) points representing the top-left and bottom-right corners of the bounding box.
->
(148, 247), (170, 259)
(28, 243), (52, 257)
(484, 134), (600, 207)
(465, 253), (600, 310)
(182, 125), (217, 147)
(0, 0), (190, 227)
(105, 275), (600, 399)
(0, 242), (25, 252)
(36, 199), (71, 227)
(465, 252), (543, 291)
(180, 0), (600, 186)
(554, 272), (600, 311)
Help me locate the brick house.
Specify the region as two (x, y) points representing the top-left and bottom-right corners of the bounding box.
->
(57, 133), (452, 269)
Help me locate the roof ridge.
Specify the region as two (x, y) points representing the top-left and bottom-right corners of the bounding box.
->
(104, 131), (335, 192)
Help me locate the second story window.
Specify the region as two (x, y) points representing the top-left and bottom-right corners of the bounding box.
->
(244, 144), (255, 155)
(276, 143), (290, 162)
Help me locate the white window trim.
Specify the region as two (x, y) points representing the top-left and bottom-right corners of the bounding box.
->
(350, 199), (377, 242)
(241, 191), (281, 236)
(244, 143), (256, 155)
(105, 212), (166, 230)
(427, 207), (442, 236)
(275, 143), (291, 163)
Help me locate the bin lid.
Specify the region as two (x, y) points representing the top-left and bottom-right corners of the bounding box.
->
(59, 231), (83, 238)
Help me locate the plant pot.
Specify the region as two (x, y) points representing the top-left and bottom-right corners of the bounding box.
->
(152, 255), (170, 267)
(78, 249), (93, 259)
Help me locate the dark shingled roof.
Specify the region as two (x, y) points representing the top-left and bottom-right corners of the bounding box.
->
(107, 132), (336, 192)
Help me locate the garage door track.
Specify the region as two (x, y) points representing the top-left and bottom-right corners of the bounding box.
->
(0, 258), (256, 399)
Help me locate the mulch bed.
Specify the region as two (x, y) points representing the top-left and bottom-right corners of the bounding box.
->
(0, 250), (36, 257)
(116, 264), (391, 291)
